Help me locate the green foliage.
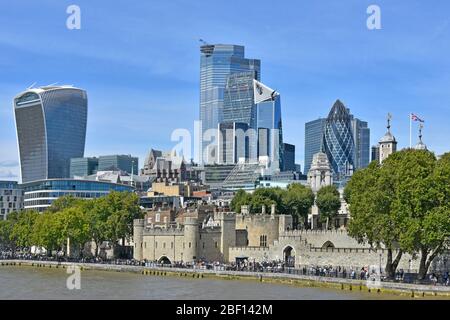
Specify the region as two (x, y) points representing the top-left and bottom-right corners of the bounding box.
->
(0, 192), (143, 258)
(345, 149), (450, 279)
(284, 184), (315, 227)
(230, 185), (315, 228)
(316, 185), (341, 225)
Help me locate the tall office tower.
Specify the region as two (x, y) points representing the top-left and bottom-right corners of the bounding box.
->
(199, 44), (260, 164)
(322, 100), (355, 181)
(97, 155), (138, 174)
(257, 128), (270, 159)
(351, 118), (370, 169)
(371, 145), (380, 163)
(255, 80), (283, 172)
(13, 85), (88, 183)
(70, 157), (99, 178)
(304, 118), (326, 175)
(283, 143), (295, 171)
(217, 122), (249, 164)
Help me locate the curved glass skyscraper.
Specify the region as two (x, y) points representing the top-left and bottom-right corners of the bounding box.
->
(322, 100), (355, 181)
(13, 86), (88, 183)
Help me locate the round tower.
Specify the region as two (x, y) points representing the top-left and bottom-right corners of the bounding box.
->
(133, 219), (144, 261)
(183, 217), (199, 263)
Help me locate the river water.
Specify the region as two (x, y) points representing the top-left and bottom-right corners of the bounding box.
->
(0, 266), (399, 300)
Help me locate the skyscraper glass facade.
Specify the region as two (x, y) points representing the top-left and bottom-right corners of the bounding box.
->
(283, 143), (295, 171)
(256, 95), (283, 171)
(322, 100), (355, 181)
(14, 86), (88, 183)
(351, 118), (370, 169)
(97, 155), (138, 174)
(70, 157), (99, 178)
(199, 44), (260, 164)
(304, 118), (326, 175)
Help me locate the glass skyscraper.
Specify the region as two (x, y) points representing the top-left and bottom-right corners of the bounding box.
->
(322, 100), (355, 181)
(304, 118), (326, 174)
(199, 44), (260, 164)
(97, 155), (139, 174)
(13, 86), (88, 183)
(256, 94), (283, 171)
(351, 118), (370, 169)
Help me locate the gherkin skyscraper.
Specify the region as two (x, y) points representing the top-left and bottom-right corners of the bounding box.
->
(322, 100), (355, 181)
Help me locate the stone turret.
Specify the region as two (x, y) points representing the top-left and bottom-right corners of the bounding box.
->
(183, 217), (198, 263)
(133, 219), (145, 261)
(307, 152), (332, 193)
(414, 123), (427, 150)
(379, 113), (397, 163)
(217, 212), (236, 263)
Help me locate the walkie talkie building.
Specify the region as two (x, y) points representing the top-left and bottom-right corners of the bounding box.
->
(13, 86), (88, 183)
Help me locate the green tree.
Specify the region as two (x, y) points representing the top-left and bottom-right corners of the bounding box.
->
(102, 192), (143, 256)
(10, 210), (39, 250)
(58, 206), (91, 257)
(230, 189), (252, 213)
(316, 185), (341, 229)
(345, 160), (404, 279)
(83, 198), (109, 257)
(392, 151), (450, 279)
(32, 212), (63, 256)
(0, 216), (15, 251)
(283, 183), (315, 229)
(47, 195), (84, 213)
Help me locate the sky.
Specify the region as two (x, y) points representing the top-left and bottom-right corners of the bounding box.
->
(0, 0), (449, 181)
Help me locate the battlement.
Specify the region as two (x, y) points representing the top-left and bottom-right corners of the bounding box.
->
(281, 229), (348, 236)
(215, 211), (236, 220)
(229, 246), (270, 252)
(142, 227), (184, 236)
(134, 219), (145, 227)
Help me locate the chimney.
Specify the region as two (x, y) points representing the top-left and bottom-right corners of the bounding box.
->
(262, 205), (266, 215)
(271, 204), (276, 216)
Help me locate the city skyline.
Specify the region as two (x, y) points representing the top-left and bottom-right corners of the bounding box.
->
(1, 1), (450, 180)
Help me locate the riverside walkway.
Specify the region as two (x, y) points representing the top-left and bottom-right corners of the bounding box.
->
(1, 259), (450, 297)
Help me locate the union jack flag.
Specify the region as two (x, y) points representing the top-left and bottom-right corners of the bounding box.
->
(411, 113), (424, 122)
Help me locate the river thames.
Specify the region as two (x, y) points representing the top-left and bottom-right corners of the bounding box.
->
(0, 266), (403, 300)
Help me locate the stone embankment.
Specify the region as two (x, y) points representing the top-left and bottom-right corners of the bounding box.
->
(1, 260), (450, 298)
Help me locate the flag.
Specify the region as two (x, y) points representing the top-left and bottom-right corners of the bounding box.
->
(253, 79), (277, 104)
(411, 113), (424, 122)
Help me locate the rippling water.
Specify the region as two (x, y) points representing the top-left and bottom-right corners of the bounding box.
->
(0, 266), (397, 300)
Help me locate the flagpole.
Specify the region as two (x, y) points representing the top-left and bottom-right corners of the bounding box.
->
(409, 113), (412, 148)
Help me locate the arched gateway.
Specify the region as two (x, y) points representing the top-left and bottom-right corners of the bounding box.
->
(158, 256), (172, 264)
(283, 246), (295, 267)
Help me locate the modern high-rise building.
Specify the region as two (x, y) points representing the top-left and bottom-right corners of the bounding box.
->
(70, 157), (99, 178)
(0, 181), (24, 220)
(217, 122), (249, 164)
(97, 155), (138, 175)
(304, 118), (326, 175)
(371, 145), (380, 163)
(13, 86), (88, 183)
(322, 100), (356, 181)
(255, 82), (283, 172)
(351, 118), (370, 170)
(199, 44), (260, 164)
(305, 100), (370, 181)
(283, 143), (295, 171)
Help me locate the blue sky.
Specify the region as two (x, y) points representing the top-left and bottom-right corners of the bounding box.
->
(1, 0), (449, 180)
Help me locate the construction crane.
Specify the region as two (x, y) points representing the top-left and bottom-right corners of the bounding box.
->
(199, 39), (209, 46)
